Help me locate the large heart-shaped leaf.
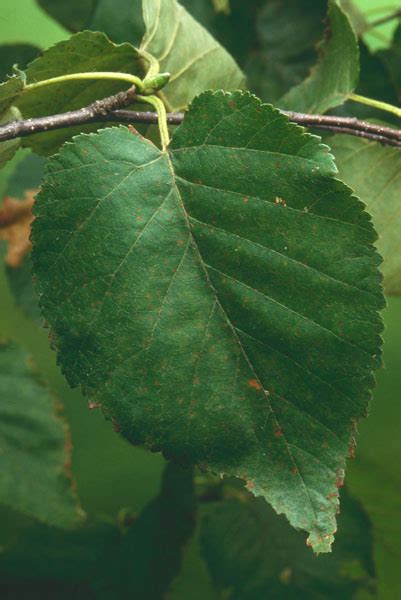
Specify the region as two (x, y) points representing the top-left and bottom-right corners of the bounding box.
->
(139, 0), (245, 110)
(0, 340), (82, 527)
(330, 135), (401, 296)
(31, 91), (384, 552)
(280, 0), (359, 113)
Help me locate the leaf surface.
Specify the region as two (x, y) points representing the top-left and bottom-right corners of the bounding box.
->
(31, 90), (384, 552)
(0, 340), (82, 527)
(281, 0), (359, 113)
(139, 0), (245, 110)
(16, 31), (144, 155)
(330, 135), (401, 296)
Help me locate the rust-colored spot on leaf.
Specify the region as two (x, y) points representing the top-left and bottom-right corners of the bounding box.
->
(275, 429), (284, 437)
(275, 196), (287, 207)
(245, 479), (255, 490)
(0, 191), (36, 267)
(247, 378), (262, 391)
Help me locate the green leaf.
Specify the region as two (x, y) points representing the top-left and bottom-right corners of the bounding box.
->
(31, 90), (384, 552)
(139, 0), (245, 110)
(339, 0), (368, 35)
(16, 31), (144, 155)
(280, 0), (360, 113)
(200, 484), (375, 599)
(0, 340), (83, 527)
(330, 136), (401, 296)
(0, 44), (40, 81)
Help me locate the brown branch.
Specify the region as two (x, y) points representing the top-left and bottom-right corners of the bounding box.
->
(0, 89), (400, 147)
(0, 86), (139, 143)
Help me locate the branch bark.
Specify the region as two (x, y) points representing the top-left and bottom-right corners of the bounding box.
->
(0, 89), (400, 147)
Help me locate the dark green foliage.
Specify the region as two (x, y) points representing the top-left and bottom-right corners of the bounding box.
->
(0, 463), (195, 599)
(0, 340), (82, 526)
(200, 484), (375, 599)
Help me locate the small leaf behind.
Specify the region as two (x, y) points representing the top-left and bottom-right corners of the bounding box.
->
(330, 135), (401, 296)
(139, 0), (245, 110)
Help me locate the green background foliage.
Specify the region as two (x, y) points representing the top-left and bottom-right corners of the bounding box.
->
(0, 0), (400, 597)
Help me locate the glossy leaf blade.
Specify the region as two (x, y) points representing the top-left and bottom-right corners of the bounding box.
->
(0, 340), (82, 527)
(31, 91), (384, 552)
(330, 135), (401, 296)
(139, 0), (245, 110)
(280, 0), (359, 113)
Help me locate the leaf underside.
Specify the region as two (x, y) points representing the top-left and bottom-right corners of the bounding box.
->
(140, 0), (245, 110)
(16, 31), (144, 155)
(31, 90), (384, 552)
